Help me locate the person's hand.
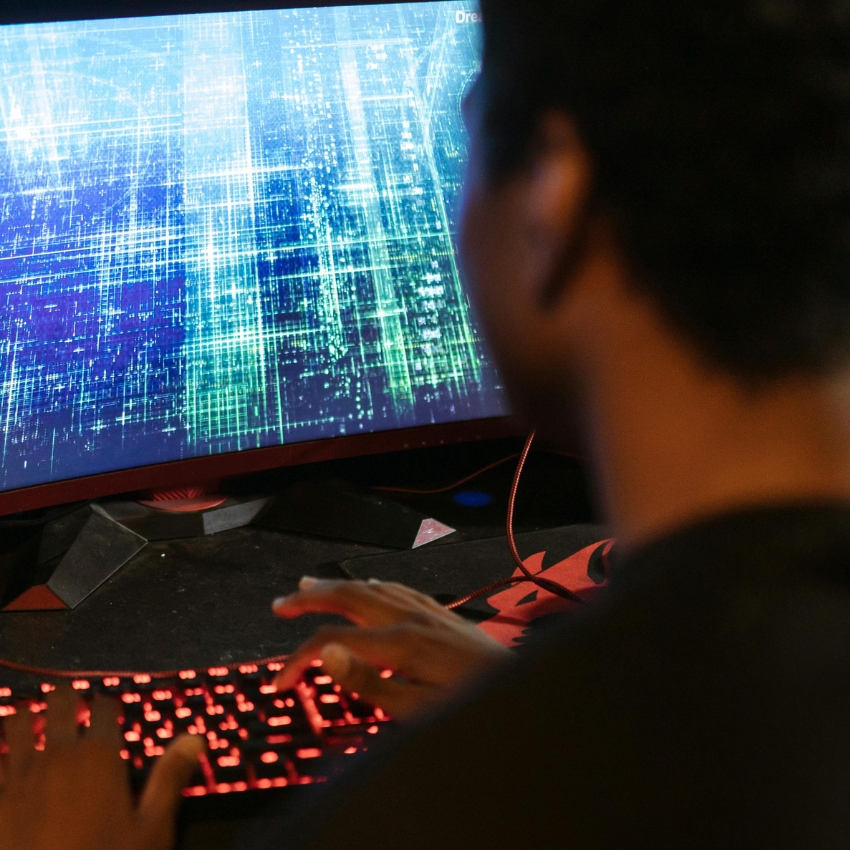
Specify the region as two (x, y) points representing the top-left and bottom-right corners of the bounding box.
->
(272, 577), (513, 722)
(0, 685), (204, 850)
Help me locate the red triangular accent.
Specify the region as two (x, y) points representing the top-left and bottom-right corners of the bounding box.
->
(412, 519), (456, 549)
(3, 585), (68, 611)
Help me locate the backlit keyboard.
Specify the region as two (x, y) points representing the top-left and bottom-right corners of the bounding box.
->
(0, 661), (392, 797)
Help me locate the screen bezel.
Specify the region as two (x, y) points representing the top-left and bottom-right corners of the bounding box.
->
(0, 0), (512, 518)
(0, 0), (429, 26)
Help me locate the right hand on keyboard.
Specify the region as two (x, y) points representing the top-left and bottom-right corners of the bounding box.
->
(272, 577), (513, 723)
(0, 686), (204, 850)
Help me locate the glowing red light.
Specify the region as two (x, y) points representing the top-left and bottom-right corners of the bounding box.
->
(268, 716), (292, 727)
(183, 787), (207, 797)
(217, 756), (240, 767)
(119, 749), (130, 760)
(71, 680), (90, 691)
(319, 694), (340, 704)
(40, 683), (55, 694)
(310, 659), (323, 668)
(216, 783), (233, 794)
(103, 677), (121, 687)
(344, 747), (358, 755)
(266, 734), (293, 745)
(124, 731), (141, 742)
(152, 690), (172, 701)
(267, 662), (284, 672)
(314, 675), (333, 685)
(208, 667), (228, 677)
(259, 684), (277, 695)
(145, 746), (165, 757)
(179, 670), (197, 680)
(296, 748), (322, 760)
(367, 726), (379, 735)
(122, 693), (141, 704)
(144, 710), (162, 723)
(256, 778), (273, 789)
(273, 777), (288, 787)
(133, 674), (151, 685)
(0, 707), (17, 717)
(380, 669), (393, 680)
(214, 684), (235, 694)
(260, 751), (279, 764)
(239, 664), (259, 674)
(156, 728), (174, 739)
(175, 707), (192, 719)
(238, 701), (255, 712)
(0, 688), (11, 698)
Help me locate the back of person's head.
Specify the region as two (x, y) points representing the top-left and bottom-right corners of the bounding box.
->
(478, 0), (850, 385)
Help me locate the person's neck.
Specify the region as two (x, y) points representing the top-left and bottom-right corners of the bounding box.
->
(575, 290), (850, 552)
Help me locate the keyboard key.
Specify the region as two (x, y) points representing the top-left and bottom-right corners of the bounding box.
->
(0, 664), (393, 798)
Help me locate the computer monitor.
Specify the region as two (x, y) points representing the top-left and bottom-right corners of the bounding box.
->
(0, 0), (510, 517)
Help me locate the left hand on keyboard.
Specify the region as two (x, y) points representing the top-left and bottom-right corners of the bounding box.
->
(0, 686), (203, 850)
(272, 577), (513, 723)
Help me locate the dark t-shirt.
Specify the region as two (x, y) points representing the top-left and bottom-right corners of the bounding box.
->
(254, 504), (850, 849)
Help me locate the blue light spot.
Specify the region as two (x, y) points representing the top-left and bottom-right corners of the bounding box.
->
(453, 490), (493, 508)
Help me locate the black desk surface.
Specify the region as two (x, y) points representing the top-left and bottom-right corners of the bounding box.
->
(0, 439), (596, 688)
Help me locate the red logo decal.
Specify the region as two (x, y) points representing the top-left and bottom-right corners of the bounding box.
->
(478, 540), (614, 647)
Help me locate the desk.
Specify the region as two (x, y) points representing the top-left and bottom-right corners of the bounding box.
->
(0, 441), (596, 847)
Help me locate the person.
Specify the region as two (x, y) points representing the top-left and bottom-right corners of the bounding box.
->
(4, 0), (850, 846)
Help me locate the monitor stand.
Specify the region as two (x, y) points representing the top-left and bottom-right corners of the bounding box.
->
(254, 478), (456, 550)
(0, 481), (454, 612)
(0, 493), (270, 612)
(137, 484), (228, 514)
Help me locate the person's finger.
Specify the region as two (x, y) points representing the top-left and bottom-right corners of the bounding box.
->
(45, 685), (81, 747)
(87, 694), (122, 748)
(272, 578), (421, 627)
(320, 644), (433, 722)
(366, 581), (455, 617)
(4, 710), (34, 780)
(137, 734), (204, 849)
(273, 624), (418, 693)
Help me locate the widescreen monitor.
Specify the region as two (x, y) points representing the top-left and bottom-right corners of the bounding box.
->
(0, 0), (510, 516)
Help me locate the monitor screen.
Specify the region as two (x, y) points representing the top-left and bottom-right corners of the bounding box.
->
(0, 1), (507, 503)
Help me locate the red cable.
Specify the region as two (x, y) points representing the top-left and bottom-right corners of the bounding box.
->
(372, 446), (578, 496)
(447, 431), (585, 610)
(373, 453), (522, 495)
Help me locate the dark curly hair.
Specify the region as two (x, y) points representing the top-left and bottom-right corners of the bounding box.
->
(478, 0), (850, 383)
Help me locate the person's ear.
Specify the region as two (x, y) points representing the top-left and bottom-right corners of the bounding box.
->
(521, 113), (594, 310)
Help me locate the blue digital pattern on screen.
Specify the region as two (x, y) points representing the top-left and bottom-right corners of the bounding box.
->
(0, 2), (507, 495)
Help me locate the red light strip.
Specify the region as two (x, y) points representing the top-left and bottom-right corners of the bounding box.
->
(0, 653), (290, 681)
